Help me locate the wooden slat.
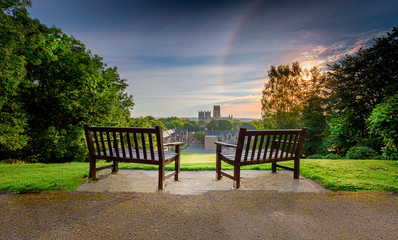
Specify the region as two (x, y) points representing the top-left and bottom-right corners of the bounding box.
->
(87, 126), (157, 134)
(263, 135), (271, 160)
(243, 129), (305, 136)
(291, 133), (299, 155)
(257, 135), (265, 161)
(285, 134), (294, 158)
(251, 135), (258, 161)
(119, 131), (126, 158)
(141, 133), (147, 159)
(244, 136), (251, 161)
(133, 132), (140, 159)
(220, 171), (235, 180)
(279, 134), (288, 159)
(126, 132), (133, 159)
(113, 131), (119, 157)
(93, 131), (101, 156)
(148, 133), (155, 160)
(99, 131), (106, 156)
(269, 134), (276, 159)
(275, 164), (294, 171)
(106, 131), (113, 157)
(274, 134), (282, 158)
(164, 171), (176, 180)
(95, 164), (113, 171)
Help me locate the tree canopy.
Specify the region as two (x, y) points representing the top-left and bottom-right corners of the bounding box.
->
(0, 1), (134, 162)
(261, 27), (398, 158)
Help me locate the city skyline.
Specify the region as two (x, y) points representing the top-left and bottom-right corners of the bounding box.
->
(28, 0), (398, 118)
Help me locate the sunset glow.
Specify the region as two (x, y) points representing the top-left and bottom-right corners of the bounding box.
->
(28, 0), (398, 119)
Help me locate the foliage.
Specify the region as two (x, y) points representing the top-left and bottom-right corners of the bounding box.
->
(367, 94), (398, 160)
(192, 132), (208, 145)
(300, 67), (328, 156)
(205, 119), (234, 130)
(0, 1), (134, 163)
(261, 62), (328, 156)
(306, 154), (324, 159)
(326, 27), (398, 154)
(261, 61), (302, 129)
(323, 153), (343, 159)
(345, 146), (378, 160)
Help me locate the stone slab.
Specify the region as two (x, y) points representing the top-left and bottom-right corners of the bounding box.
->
(77, 170), (331, 195)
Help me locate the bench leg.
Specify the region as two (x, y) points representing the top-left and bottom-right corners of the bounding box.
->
(272, 161), (277, 173)
(216, 145), (222, 180)
(158, 163), (165, 190)
(233, 165), (240, 189)
(89, 157), (96, 179)
(294, 158), (300, 179)
(174, 155), (180, 181)
(112, 161), (119, 174)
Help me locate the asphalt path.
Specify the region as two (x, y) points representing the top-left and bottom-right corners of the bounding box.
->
(1, 191), (397, 239)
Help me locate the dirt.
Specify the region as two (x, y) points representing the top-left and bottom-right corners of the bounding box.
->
(1, 191), (397, 239)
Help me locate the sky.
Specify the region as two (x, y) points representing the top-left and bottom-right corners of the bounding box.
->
(28, 0), (398, 119)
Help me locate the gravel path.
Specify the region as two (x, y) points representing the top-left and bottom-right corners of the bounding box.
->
(1, 191), (397, 239)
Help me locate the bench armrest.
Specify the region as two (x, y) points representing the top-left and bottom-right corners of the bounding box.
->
(164, 142), (184, 146)
(214, 141), (237, 148)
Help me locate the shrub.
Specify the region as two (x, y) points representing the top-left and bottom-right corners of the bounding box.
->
(306, 154), (324, 159)
(346, 146), (378, 159)
(323, 153), (343, 159)
(367, 94), (398, 160)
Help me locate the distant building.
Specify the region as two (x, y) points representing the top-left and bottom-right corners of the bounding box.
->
(213, 105), (221, 119)
(198, 105), (232, 121)
(198, 110), (212, 121)
(204, 135), (218, 151)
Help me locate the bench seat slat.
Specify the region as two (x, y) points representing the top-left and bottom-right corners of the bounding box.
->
(220, 150), (294, 164)
(94, 149), (177, 162)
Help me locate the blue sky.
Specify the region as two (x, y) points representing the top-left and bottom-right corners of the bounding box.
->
(28, 0), (398, 119)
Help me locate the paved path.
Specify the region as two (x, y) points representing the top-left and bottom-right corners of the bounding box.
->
(77, 170), (330, 194)
(182, 142), (215, 153)
(1, 191), (397, 239)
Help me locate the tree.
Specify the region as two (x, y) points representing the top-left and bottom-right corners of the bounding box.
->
(261, 61), (303, 129)
(0, 2), (30, 154)
(301, 67), (328, 155)
(261, 63), (329, 155)
(367, 94), (398, 159)
(193, 132), (208, 145)
(0, 1), (134, 162)
(326, 27), (398, 154)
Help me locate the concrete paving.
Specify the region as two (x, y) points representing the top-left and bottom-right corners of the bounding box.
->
(77, 170), (331, 194)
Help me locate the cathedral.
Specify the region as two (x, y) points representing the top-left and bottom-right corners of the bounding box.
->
(198, 105), (233, 121)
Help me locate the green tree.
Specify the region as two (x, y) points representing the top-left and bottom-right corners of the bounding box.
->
(261, 61), (303, 129)
(217, 119), (233, 130)
(0, 1), (134, 162)
(367, 94), (398, 159)
(301, 67), (328, 156)
(205, 119), (219, 130)
(193, 132), (208, 145)
(326, 27), (398, 154)
(0, 0), (32, 154)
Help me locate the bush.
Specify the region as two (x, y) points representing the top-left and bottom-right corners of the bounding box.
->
(367, 94), (398, 160)
(323, 153), (343, 159)
(346, 146), (378, 159)
(306, 154), (324, 159)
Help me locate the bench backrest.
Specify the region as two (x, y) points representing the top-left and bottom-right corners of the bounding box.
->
(235, 127), (307, 163)
(84, 124), (165, 161)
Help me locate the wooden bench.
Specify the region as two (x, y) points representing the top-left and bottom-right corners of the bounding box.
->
(84, 124), (182, 190)
(215, 127), (307, 189)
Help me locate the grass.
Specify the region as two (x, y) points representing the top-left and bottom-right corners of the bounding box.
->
(0, 153), (397, 193)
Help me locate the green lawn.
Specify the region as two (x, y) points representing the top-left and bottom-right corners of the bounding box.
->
(1, 153), (397, 193)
